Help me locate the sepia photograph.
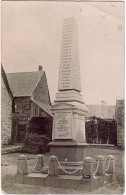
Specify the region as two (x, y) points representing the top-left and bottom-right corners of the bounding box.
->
(1, 0), (125, 194)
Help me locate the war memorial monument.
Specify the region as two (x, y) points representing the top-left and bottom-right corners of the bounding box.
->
(49, 17), (88, 162)
(15, 18), (116, 192)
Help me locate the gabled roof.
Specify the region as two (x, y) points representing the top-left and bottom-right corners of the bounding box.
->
(1, 65), (13, 99)
(31, 97), (53, 117)
(7, 71), (44, 97)
(86, 104), (116, 119)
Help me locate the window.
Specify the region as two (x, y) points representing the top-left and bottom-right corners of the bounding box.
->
(15, 104), (18, 112)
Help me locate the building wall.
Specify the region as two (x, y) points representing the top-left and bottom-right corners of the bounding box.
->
(31, 101), (50, 118)
(13, 97), (31, 123)
(32, 73), (51, 105)
(30, 101), (53, 139)
(12, 97), (31, 142)
(1, 77), (12, 144)
(115, 100), (124, 148)
(11, 73), (51, 142)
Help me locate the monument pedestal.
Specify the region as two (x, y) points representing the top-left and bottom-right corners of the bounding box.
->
(49, 141), (88, 162)
(49, 141), (115, 162)
(49, 101), (88, 162)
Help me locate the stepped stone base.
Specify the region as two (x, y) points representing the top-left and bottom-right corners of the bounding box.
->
(42, 161), (84, 176)
(58, 161), (83, 176)
(15, 173), (116, 192)
(49, 142), (115, 162)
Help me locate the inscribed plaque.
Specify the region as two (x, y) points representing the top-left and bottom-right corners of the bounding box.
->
(55, 112), (72, 139)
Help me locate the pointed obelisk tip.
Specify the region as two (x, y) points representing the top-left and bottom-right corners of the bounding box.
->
(58, 17), (81, 93)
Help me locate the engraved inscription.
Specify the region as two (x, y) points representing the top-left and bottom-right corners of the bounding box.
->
(58, 18), (81, 91)
(55, 113), (72, 139)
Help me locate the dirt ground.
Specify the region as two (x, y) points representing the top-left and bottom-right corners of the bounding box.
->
(1, 148), (125, 194)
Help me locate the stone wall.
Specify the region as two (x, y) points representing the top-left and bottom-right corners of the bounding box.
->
(115, 99), (124, 148)
(14, 97), (31, 123)
(32, 72), (51, 105)
(12, 97), (31, 142)
(1, 77), (12, 144)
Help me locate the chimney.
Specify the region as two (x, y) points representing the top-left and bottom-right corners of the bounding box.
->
(38, 65), (43, 71)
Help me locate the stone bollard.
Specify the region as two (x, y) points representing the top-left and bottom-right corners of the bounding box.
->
(83, 157), (93, 179)
(48, 155), (59, 176)
(17, 155), (27, 175)
(34, 155), (44, 172)
(106, 155), (115, 174)
(95, 156), (105, 176)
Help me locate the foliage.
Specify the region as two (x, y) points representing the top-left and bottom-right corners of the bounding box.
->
(23, 132), (51, 154)
(97, 119), (108, 143)
(108, 120), (117, 145)
(85, 116), (97, 143)
(85, 117), (117, 145)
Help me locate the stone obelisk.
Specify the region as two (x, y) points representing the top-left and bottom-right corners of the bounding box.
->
(49, 18), (88, 162)
(55, 17), (83, 104)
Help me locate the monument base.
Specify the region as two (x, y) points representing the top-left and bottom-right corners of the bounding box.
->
(48, 141), (115, 162)
(49, 141), (87, 162)
(15, 172), (116, 192)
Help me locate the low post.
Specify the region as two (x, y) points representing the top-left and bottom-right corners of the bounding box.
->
(95, 156), (105, 176)
(106, 155), (115, 174)
(48, 155), (59, 176)
(83, 156), (93, 179)
(17, 155), (27, 175)
(34, 155), (44, 172)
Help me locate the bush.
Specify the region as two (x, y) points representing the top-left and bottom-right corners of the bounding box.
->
(85, 116), (97, 143)
(23, 132), (50, 154)
(85, 117), (117, 145)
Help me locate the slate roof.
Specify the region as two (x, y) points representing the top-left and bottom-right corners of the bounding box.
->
(86, 104), (116, 119)
(7, 71), (44, 97)
(1, 65), (13, 99)
(31, 97), (53, 117)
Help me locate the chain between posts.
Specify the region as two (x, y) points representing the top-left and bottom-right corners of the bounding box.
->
(27, 157), (49, 173)
(57, 159), (84, 175)
(106, 158), (111, 171)
(26, 156), (38, 173)
(27, 157), (84, 175)
(25, 155), (113, 175)
(93, 158), (111, 174)
(44, 160), (49, 169)
(94, 159), (100, 174)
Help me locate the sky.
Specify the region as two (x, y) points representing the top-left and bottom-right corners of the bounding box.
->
(2, 1), (125, 105)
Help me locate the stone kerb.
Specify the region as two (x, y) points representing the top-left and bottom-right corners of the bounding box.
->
(15, 154), (117, 191)
(48, 155), (59, 176)
(83, 157), (93, 179)
(34, 155), (44, 172)
(106, 155), (115, 174)
(95, 156), (105, 176)
(17, 155), (27, 175)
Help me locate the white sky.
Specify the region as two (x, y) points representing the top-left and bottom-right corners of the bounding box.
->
(2, 1), (125, 105)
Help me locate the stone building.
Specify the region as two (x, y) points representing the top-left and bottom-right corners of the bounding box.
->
(7, 66), (52, 143)
(115, 99), (124, 148)
(1, 65), (13, 145)
(86, 104), (116, 119)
